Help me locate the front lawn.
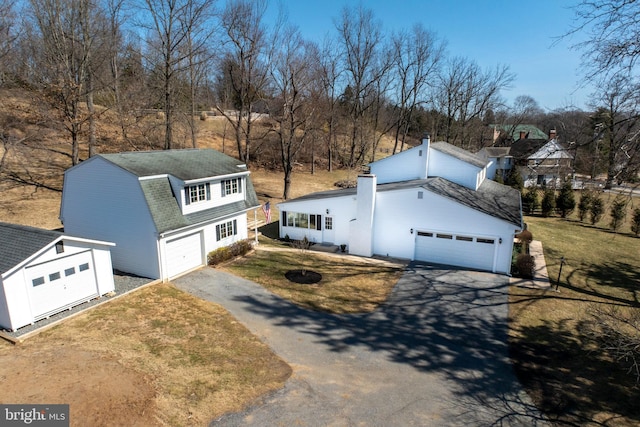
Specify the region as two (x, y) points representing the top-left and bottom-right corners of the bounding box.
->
(510, 215), (640, 426)
(0, 284), (291, 427)
(221, 245), (405, 314)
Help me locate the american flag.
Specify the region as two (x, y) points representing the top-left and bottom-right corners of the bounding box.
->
(262, 201), (272, 223)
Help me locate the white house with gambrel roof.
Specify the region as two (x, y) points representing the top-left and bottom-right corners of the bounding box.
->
(60, 149), (259, 281)
(278, 136), (523, 274)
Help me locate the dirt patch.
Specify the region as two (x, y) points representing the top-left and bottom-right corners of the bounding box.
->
(0, 344), (157, 426)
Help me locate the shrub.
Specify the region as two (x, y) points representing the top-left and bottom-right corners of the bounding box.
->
(505, 168), (524, 191)
(515, 229), (533, 252)
(207, 240), (253, 266)
(578, 190), (593, 222)
(632, 208), (640, 236)
(522, 188), (540, 215)
(199, 111), (208, 121)
(590, 195), (604, 225)
(555, 180), (576, 218)
(541, 189), (556, 217)
(515, 253), (536, 279)
(609, 196), (628, 232)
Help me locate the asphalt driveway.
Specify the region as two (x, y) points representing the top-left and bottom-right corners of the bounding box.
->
(174, 262), (546, 426)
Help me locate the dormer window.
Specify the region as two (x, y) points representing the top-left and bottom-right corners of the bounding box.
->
(185, 183), (211, 205)
(222, 178), (242, 196)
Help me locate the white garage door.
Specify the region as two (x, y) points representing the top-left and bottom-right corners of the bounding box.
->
(26, 250), (99, 320)
(165, 232), (203, 279)
(414, 230), (496, 272)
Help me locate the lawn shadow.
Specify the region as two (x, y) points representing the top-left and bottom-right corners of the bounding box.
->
(511, 318), (640, 426)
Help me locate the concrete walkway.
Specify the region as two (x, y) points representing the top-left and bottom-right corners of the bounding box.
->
(509, 240), (551, 289)
(174, 263), (547, 426)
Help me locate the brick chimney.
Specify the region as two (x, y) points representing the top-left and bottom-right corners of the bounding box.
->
(549, 129), (557, 140)
(519, 131), (527, 140)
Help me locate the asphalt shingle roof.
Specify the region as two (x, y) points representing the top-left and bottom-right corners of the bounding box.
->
(0, 222), (62, 274)
(431, 142), (488, 168)
(100, 149), (247, 180)
(281, 178), (522, 228)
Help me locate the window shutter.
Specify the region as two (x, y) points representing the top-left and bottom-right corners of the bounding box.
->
(205, 183), (211, 200)
(233, 219), (237, 235)
(221, 181), (226, 197)
(238, 178), (242, 193)
(216, 225), (221, 241)
(316, 215), (322, 230)
(282, 211), (287, 224)
(184, 187), (190, 205)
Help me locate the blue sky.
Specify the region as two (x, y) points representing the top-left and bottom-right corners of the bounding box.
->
(266, 0), (592, 111)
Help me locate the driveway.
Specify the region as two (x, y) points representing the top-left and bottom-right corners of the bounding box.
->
(174, 262), (546, 426)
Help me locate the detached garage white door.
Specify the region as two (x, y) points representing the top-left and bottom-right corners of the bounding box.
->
(26, 250), (99, 320)
(165, 232), (203, 279)
(414, 230), (496, 272)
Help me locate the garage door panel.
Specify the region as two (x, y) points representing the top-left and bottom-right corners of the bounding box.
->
(27, 251), (99, 319)
(415, 231), (495, 272)
(165, 232), (203, 279)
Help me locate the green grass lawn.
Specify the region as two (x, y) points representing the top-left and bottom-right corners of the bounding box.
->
(510, 214), (640, 426)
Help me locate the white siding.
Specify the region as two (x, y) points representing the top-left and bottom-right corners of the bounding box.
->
(370, 142), (428, 184)
(428, 149), (482, 190)
(372, 189), (516, 274)
(172, 173), (250, 216)
(0, 239), (115, 331)
(61, 157), (160, 279)
(278, 195), (356, 246)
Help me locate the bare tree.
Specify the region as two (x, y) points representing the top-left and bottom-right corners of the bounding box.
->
(27, 0), (107, 165)
(588, 74), (640, 188)
(317, 36), (342, 171)
(568, 0), (640, 81)
(434, 57), (513, 149)
(335, 4), (384, 168)
(217, 0), (270, 163)
(0, 0), (17, 78)
(390, 24), (445, 154)
(268, 25), (318, 199)
(137, 0), (214, 150)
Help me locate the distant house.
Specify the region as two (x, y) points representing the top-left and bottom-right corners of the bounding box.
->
(0, 222), (115, 331)
(510, 131), (574, 187)
(278, 136), (523, 275)
(60, 149), (260, 281)
(491, 124), (548, 145)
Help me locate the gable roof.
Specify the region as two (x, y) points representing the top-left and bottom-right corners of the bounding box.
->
(529, 139), (573, 160)
(141, 177), (260, 234)
(99, 149), (247, 181)
(431, 142), (487, 168)
(280, 177), (521, 228)
(0, 223), (62, 274)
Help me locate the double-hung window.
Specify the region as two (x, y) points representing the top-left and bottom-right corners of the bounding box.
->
(222, 178), (242, 196)
(185, 183), (210, 205)
(216, 219), (238, 241)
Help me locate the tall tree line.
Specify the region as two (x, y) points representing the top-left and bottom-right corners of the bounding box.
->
(2, 0), (637, 196)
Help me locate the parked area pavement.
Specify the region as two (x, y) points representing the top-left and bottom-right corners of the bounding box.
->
(174, 262), (547, 426)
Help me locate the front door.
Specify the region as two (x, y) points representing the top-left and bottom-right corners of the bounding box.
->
(323, 216), (335, 244)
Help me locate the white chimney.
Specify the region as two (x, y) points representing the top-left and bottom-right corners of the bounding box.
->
(348, 174), (377, 257)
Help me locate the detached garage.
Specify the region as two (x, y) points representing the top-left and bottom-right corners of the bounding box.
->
(0, 222), (116, 332)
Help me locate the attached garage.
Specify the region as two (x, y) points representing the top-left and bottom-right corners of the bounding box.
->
(164, 232), (204, 280)
(0, 222), (115, 332)
(414, 230), (497, 272)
